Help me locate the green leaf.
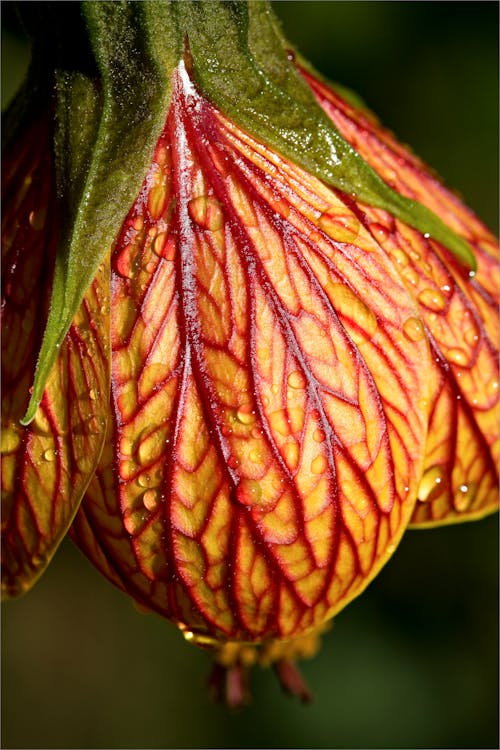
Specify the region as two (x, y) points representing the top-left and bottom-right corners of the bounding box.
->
(22, 1), (178, 424)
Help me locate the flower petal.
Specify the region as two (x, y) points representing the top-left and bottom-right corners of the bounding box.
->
(72, 64), (431, 642)
(303, 68), (499, 526)
(1, 114), (110, 597)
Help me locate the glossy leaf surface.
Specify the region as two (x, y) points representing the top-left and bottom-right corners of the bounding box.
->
(1, 114), (110, 597)
(72, 63), (431, 642)
(302, 67), (500, 526)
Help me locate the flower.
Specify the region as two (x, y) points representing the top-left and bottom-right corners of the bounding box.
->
(2, 0), (498, 706)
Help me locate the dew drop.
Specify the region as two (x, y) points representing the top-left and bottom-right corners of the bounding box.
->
(29, 208), (46, 231)
(287, 370), (306, 389)
(228, 455), (240, 470)
(417, 465), (445, 503)
(464, 328), (479, 347)
(249, 448), (263, 463)
(311, 455), (327, 474)
(454, 482), (477, 512)
(313, 428), (326, 443)
(236, 404), (256, 425)
(403, 316), (426, 342)
(43, 448), (57, 462)
(188, 195), (223, 231)
(89, 389), (98, 401)
(138, 473), (152, 488)
(142, 488), (160, 512)
(390, 248), (409, 267)
(487, 378), (499, 397)
(446, 347), (470, 367)
(319, 210), (360, 244)
(418, 288), (446, 312)
(468, 270), (476, 279)
(371, 222), (390, 241)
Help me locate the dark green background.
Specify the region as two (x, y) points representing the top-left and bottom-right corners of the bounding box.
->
(2, 2), (498, 748)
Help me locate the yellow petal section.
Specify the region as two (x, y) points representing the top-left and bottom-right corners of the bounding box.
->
(1, 114), (110, 597)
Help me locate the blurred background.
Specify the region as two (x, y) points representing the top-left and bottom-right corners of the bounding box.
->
(2, 2), (498, 748)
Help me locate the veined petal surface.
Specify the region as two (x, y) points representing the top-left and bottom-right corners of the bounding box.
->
(72, 63), (431, 643)
(302, 68), (499, 527)
(1, 114), (110, 597)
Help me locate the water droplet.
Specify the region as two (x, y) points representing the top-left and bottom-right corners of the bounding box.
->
(487, 378), (499, 397)
(235, 479), (262, 506)
(417, 465), (445, 503)
(468, 270), (476, 279)
(390, 248), (409, 267)
(236, 404), (256, 425)
(249, 448), (263, 463)
(403, 316), (426, 342)
(446, 347), (469, 367)
(287, 370), (306, 389)
(409, 249), (421, 261)
(423, 232), (430, 239)
(371, 222), (390, 241)
(43, 448), (56, 462)
(311, 455), (327, 474)
(454, 482), (477, 512)
(142, 489), (160, 512)
(29, 208), (46, 231)
(133, 216), (144, 231)
(188, 196), (223, 231)
(319, 210), (360, 244)
(313, 428), (326, 443)
(464, 328), (479, 347)
(138, 473), (152, 488)
(89, 389), (98, 401)
(418, 288), (446, 312)
(228, 455), (240, 470)
(401, 267), (419, 287)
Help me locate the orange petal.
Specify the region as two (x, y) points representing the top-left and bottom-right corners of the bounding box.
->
(303, 68), (499, 526)
(1, 113), (110, 597)
(72, 63), (431, 643)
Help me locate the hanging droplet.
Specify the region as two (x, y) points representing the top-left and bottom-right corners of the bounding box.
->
(446, 347), (470, 367)
(311, 455), (327, 475)
(454, 482), (477, 512)
(236, 404), (256, 425)
(142, 489), (160, 512)
(188, 195), (223, 231)
(313, 428), (326, 443)
(29, 208), (46, 231)
(418, 288), (446, 313)
(403, 316), (426, 342)
(319, 209), (360, 244)
(138, 473), (152, 488)
(417, 465), (445, 503)
(43, 448), (57, 462)
(287, 370), (306, 389)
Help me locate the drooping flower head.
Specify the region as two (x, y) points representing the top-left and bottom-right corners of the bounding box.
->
(2, 0), (498, 705)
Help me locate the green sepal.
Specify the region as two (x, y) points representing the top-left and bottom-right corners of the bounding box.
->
(22, 1), (178, 424)
(182, 0), (476, 271)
